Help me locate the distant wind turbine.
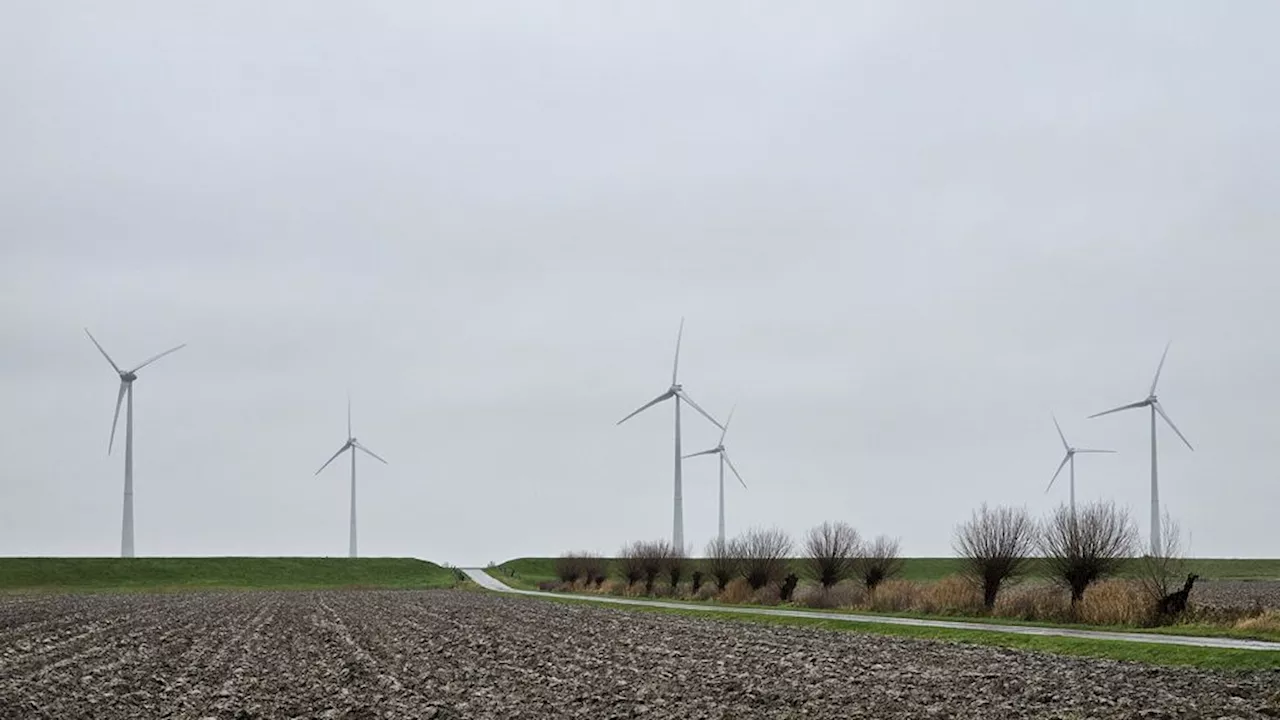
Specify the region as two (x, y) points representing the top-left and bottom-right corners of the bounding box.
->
(1088, 343), (1194, 556)
(617, 318), (723, 552)
(84, 328), (186, 558)
(684, 405), (746, 546)
(315, 397), (387, 558)
(1046, 414), (1115, 522)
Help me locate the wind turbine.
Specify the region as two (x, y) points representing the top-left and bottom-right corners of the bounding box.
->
(617, 318), (723, 552)
(1046, 415), (1115, 522)
(315, 397), (387, 558)
(1088, 343), (1194, 556)
(684, 405), (746, 546)
(84, 328), (186, 558)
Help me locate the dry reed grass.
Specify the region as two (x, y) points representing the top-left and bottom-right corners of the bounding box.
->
(1235, 610), (1280, 634)
(992, 584), (1070, 621)
(1076, 579), (1153, 626)
(916, 575), (984, 616)
(868, 579), (919, 612)
(719, 578), (755, 604)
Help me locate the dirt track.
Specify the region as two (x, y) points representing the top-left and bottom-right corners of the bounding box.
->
(1, 590), (1277, 719)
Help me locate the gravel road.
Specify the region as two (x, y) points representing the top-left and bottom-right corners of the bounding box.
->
(1, 590), (1277, 719)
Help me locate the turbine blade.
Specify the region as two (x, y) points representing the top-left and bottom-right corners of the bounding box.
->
(682, 448), (720, 459)
(347, 393), (352, 438)
(722, 451), (747, 489)
(1046, 452), (1070, 492)
(671, 317), (684, 385)
(1149, 341), (1171, 397)
(1074, 448), (1117, 454)
(719, 404), (736, 445)
(1153, 401), (1194, 451)
(129, 343), (186, 373)
(1052, 414), (1069, 451)
(1087, 399), (1149, 419)
(315, 442), (351, 475)
(108, 381), (126, 454)
(616, 390), (674, 425)
(84, 328), (122, 374)
(353, 441), (388, 464)
(676, 390), (724, 430)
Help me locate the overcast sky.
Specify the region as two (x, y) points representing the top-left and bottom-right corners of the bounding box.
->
(2, 2), (1277, 565)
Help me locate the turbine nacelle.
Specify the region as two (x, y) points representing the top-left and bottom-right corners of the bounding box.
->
(120, 372), (138, 382)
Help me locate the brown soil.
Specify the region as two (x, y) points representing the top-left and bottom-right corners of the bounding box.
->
(1, 590), (1277, 719)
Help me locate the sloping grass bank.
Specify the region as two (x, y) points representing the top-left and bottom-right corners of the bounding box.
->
(0, 557), (460, 592)
(493, 557), (1280, 589)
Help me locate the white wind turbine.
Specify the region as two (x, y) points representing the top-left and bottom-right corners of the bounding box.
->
(315, 398), (387, 558)
(84, 328), (186, 558)
(1046, 415), (1115, 522)
(1088, 343), (1194, 556)
(617, 319), (723, 552)
(683, 406), (746, 546)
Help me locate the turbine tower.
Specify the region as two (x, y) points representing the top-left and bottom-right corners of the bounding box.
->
(315, 397), (387, 558)
(684, 406), (747, 546)
(84, 328), (186, 558)
(1046, 414), (1115, 522)
(1088, 343), (1194, 556)
(617, 318), (723, 553)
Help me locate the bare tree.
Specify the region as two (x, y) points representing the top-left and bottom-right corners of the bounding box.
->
(1138, 510), (1191, 621)
(803, 521), (861, 589)
(852, 535), (904, 592)
(580, 553), (608, 587)
(616, 542), (644, 587)
(704, 537), (739, 591)
(665, 551), (687, 590)
(737, 527), (794, 590)
(632, 539), (675, 594)
(953, 504), (1036, 608)
(554, 552), (586, 584)
(1040, 501), (1138, 605)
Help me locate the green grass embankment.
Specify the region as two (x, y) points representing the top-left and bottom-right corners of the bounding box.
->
(0, 557), (460, 592)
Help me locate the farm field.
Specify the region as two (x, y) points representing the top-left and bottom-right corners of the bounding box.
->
(2, 590), (1278, 718)
(0, 557), (458, 592)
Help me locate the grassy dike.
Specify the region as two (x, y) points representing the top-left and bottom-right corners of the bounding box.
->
(0, 557), (460, 592)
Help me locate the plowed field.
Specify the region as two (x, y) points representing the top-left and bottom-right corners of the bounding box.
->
(1, 591), (1277, 719)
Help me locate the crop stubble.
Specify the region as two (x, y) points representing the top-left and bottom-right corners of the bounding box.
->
(1, 591), (1277, 719)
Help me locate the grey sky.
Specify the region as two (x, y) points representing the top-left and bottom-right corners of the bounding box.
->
(2, 3), (1277, 565)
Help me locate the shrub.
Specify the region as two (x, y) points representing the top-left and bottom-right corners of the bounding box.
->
(796, 580), (867, 609)
(737, 527), (794, 590)
(599, 579), (627, 596)
(869, 579), (919, 612)
(853, 535), (904, 592)
(580, 554), (608, 587)
(554, 553), (586, 584)
(665, 553), (687, 590)
(803, 521), (860, 589)
(537, 580), (565, 592)
(704, 537), (739, 591)
(917, 575), (984, 616)
(619, 540), (675, 593)
(1077, 579), (1151, 626)
(1040, 501), (1138, 606)
(751, 584), (783, 606)
(953, 504), (1036, 608)
(992, 584), (1070, 622)
(1235, 610), (1280, 634)
(614, 540), (645, 586)
(694, 582), (719, 601)
(719, 578), (755, 604)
